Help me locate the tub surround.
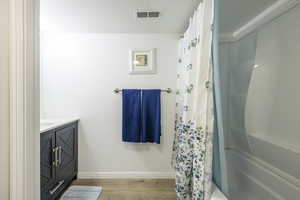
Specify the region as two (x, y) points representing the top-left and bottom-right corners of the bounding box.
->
(40, 118), (80, 133)
(211, 184), (228, 200)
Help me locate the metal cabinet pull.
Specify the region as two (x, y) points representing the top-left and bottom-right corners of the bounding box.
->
(52, 147), (55, 166)
(58, 146), (62, 166)
(52, 147), (58, 167)
(49, 180), (65, 195)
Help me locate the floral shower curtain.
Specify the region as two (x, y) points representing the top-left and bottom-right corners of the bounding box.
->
(172, 0), (214, 199)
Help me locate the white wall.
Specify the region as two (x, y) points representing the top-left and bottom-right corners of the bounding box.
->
(41, 33), (178, 176)
(0, 0), (10, 198)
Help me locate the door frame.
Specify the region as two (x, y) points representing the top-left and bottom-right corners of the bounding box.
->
(9, 0), (40, 199)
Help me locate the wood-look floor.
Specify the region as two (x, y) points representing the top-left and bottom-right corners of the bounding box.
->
(72, 179), (177, 200)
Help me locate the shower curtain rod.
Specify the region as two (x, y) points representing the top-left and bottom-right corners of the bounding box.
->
(113, 88), (172, 94)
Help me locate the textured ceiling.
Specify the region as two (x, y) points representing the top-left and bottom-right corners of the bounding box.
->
(41, 0), (202, 33)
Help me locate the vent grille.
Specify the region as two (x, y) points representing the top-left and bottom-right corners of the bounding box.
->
(148, 12), (160, 18)
(137, 11), (160, 18)
(137, 12), (148, 18)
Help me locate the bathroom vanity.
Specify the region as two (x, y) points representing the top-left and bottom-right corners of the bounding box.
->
(40, 119), (79, 200)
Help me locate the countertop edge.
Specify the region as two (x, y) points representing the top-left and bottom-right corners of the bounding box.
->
(40, 118), (80, 133)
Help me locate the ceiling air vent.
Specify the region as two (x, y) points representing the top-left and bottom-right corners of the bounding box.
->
(136, 11), (160, 18)
(137, 12), (148, 18)
(148, 12), (160, 18)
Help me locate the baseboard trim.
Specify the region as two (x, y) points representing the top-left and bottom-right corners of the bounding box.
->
(78, 171), (175, 179)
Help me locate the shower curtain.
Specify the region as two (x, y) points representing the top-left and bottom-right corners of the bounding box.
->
(172, 0), (214, 199)
(212, 0), (228, 195)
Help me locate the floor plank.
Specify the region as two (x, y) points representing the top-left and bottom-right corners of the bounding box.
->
(72, 179), (177, 200)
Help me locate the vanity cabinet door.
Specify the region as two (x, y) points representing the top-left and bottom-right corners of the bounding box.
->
(55, 124), (78, 183)
(40, 122), (78, 200)
(40, 131), (56, 200)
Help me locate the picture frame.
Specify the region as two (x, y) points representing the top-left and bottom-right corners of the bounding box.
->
(129, 48), (157, 74)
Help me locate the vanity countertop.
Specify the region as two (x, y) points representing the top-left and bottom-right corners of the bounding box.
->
(40, 118), (80, 133)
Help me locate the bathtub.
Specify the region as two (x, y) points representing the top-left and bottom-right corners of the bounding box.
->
(211, 184), (227, 200)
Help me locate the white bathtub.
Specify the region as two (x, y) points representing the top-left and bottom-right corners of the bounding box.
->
(211, 184), (227, 200)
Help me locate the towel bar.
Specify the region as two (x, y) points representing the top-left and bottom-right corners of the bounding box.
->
(114, 88), (172, 94)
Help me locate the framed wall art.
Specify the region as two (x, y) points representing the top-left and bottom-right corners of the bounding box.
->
(129, 48), (157, 74)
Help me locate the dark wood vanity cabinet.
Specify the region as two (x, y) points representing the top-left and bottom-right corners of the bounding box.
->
(40, 121), (78, 200)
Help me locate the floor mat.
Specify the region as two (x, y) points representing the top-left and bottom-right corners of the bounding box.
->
(60, 186), (102, 200)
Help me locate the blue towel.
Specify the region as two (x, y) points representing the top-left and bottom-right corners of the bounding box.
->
(141, 90), (161, 144)
(122, 89), (161, 143)
(122, 90), (142, 142)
